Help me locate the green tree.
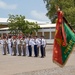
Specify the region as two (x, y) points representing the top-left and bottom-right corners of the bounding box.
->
(43, 0), (75, 28)
(7, 14), (40, 35)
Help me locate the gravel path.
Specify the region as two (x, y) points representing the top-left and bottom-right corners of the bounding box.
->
(14, 66), (75, 75)
(0, 45), (75, 75)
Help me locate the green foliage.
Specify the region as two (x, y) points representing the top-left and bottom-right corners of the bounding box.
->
(43, 0), (75, 28)
(7, 14), (40, 35)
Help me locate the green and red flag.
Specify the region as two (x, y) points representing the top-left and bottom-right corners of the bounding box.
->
(53, 10), (75, 67)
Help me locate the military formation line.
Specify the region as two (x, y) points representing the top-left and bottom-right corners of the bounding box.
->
(0, 35), (46, 58)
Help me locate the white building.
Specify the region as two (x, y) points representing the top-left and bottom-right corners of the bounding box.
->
(0, 18), (56, 44)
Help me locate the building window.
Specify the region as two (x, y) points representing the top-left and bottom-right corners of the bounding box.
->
(32, 32), (36, 36)
(44, 32), (50, 39)
(51, 27), (55, 29)
(51, 32), (55, 39)
(37, 32), (42, 37)
(0, 33), (1, 37)
(3, 33), (7, 36)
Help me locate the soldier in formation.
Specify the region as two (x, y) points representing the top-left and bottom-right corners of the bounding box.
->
(0, 35), (46, 58)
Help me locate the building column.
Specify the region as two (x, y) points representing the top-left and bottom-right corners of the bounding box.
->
(50, 31), (51, 39)
(36, 32), (37, 36)
(42, 31), (44, 36)
(1, 33), (3, 37)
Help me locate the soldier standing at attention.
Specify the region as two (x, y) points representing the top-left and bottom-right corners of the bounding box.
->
(40, 36), (46, 58)
(8, 35), (12, 56)
(28, 36), (33, 57)
(17, 36), (21, 56)
(1, 36), (7, 55)
(24, 36), (29, 56)
(12, 36), (17, 56)
(3, 36), (7, 55)
(36, 36), (40, 56)
(33, 36), (40, 57)
(21, 37), (26, 56)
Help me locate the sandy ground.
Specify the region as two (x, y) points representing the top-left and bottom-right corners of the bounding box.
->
(0, 45), (75, 75)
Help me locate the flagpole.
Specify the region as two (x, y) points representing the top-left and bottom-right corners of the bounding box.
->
(74, 0), (75, 6)
(55, 4), (74, 33)
(63, 17), (74, 32)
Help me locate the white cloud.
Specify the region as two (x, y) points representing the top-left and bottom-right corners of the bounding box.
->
(0, 0), (17, 10)
(31, 10), (50, 21)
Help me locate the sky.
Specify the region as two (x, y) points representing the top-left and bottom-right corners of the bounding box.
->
(0, 0), (50, 22)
